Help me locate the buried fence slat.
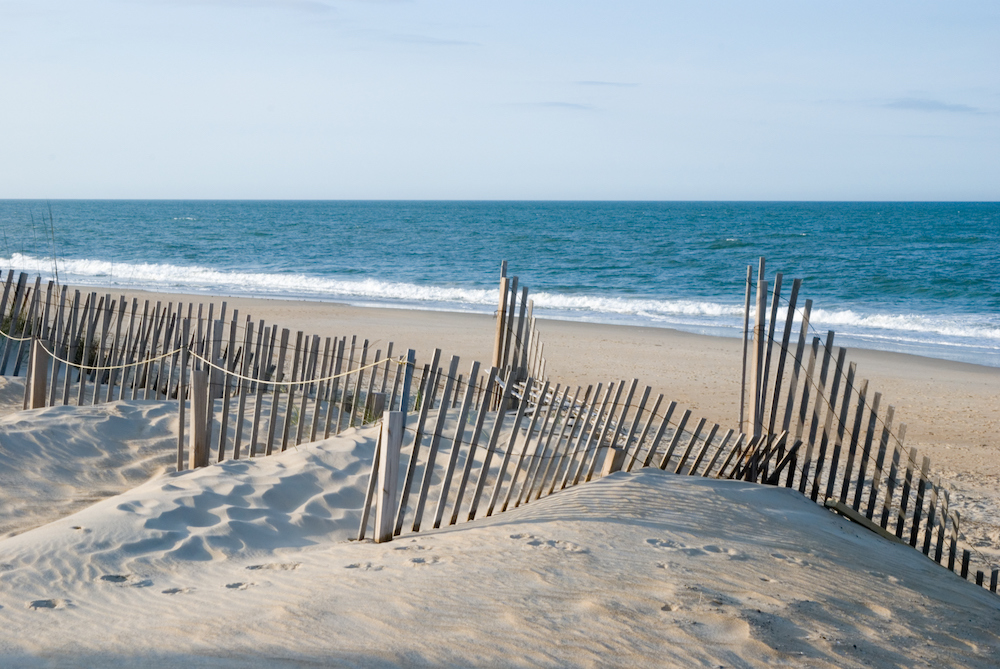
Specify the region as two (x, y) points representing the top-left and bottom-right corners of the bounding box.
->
(264, 329), (291, 456)
(393, 348), (443, 535)
(961, 548), (971, 580)
(865, 406), (896, 521)
(879, 427), (906, 529)
(104, 296), (127, 402)
(589, 379), (638, 483)
(934, 488), (950, 565)
(90, 293), (112, 403)
(484, 380), (534, 517)
(232, 320), (255, 460)
(781, 299), (814, 437)
(548, 385), (596, 495)
(674, 417), (707, 475)
(13, 276), (40, 378)
(202, 317), (222, 443)
(349, 340), (370, 429)
(750, 276), (767, 436)
(642, 400), (678, 469)
(432, 361), (481, 529)
(516, 383), (566, 507)
(48, 286), (69, 406)
(701, 429), (735, 478)
(765, 279), (802, 433)
(626, 392), (662, 473)
(165, 303), (185, 400)
(362, 350), (383, 425)
(809, 345), (846, 501)
(357, 429), (382, 543)
(825, 362), (857, 501)
(572, 382), (619, 486)
(715, 433), (748, 480)
(1, 272), (28, 375)
(216, 311), (240, 462)
(799, 332), (834, 495)
(520, 385), (572, 505)
(61, 291), (82, 405)
(324, 337), (347, 438)
(532, 385), (582, 500)
(0, 270), (14, 367)
(758, 272), (782, 432)
(559, 383), (605, 489)
(851, 391), (883, 512)
(909, 457), (932, 548)
(280, 331), (304, 453)
(739, 265), (752, 432)
(77, 292), (100, 405)
(687, 423), (720, 476)
(336, 336), (357, 433)
(657, 408), (692, 471)
(467, 371), (519, 521)
(450, 368), (499, 525)
(948, 512), (961, 574)
(309, 337), (333, 443)
(395, 348), (415, 413)
(991, 570), (998, 594)
(895, 446), (919, 539)
(500, 380), (551, 513)
(248, 325), (275, 458)
(114, 298), (140, 402)
(296, 334), (321, 445)
(412, 355), (461, 532)
(922, 476), (942, 556)
(617, 385), (652, 470)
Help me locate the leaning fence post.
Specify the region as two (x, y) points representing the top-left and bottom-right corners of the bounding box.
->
(29, 338), (48, 410)
(376, 411), (404, 543)
(398, 349), (416, 412)
(177, 318), (190, 471)
(190, 368), (209, 469)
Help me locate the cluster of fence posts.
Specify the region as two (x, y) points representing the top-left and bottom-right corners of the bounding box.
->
(491, 261), (544, 407)
(737, 258), (998, 595)
(357, 349), (761, 544)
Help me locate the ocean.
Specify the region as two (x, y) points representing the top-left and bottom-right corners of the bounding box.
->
(1, 200), (998, 367)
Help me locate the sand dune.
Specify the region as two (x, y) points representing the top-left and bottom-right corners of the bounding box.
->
(1, 296), (997, 666)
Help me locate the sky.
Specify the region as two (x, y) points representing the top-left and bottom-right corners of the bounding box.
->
(0, 0), (998, 201)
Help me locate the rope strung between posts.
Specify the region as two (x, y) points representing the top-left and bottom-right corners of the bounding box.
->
(29, 338), (406, 384)
(187, 351), (406, 386)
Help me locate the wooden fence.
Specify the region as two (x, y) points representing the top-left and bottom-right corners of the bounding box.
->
(3, 263), (997, 596)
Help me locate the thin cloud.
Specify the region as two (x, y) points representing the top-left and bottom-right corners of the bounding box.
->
(156, 0), (334, 13)
(387, 33), (477, 47)
(533, 102), (595, 111)
(574, 80), (638, 88)
(885, 97), (980, 114)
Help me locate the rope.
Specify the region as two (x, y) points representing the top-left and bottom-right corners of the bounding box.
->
(188, 351), (405, 386)
(36, 339), (184, 372)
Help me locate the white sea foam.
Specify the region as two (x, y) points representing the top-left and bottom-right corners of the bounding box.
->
(3, 254), (998, 359)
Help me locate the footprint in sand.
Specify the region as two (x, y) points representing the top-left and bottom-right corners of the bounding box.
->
(27, 599), (69, 610)
(162, 587), (195, 595)
(510, 534), (588, 553)
(407, 556), (442, 566)
(224, 582), (254, 590)
(247, 563), (301, 571)
(99, 574), (153, 587)
(770, 552), (810, 567)
(345, 562), (384, 571)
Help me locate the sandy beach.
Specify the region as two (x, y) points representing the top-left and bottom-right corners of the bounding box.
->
(1, 289), (998, 667)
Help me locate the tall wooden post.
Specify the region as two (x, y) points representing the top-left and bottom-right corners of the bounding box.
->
(190, 368), (209, 469)
(29, 338), (49, 409)
(739, 264), (752, 432)
(376, 411), (404, 543)
(750, 272), (768, 438)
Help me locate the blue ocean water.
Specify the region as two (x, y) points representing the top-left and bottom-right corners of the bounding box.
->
(1, 200), (998, 366)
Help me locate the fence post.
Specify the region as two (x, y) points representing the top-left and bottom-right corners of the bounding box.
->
(177, 318), (190, 471)
(398, 349), (416, 412)
(190, 368), (209, 469)
(601, 447), (626, 477)
(376, 411), (404, 543)
(29, 338), (48, 410)
(739, 264), (752, 433)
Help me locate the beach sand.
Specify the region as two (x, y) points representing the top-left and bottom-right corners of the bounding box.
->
(1, 290), (997, 666)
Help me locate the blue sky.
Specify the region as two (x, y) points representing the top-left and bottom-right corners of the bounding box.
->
(1, 0), (997, 200)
